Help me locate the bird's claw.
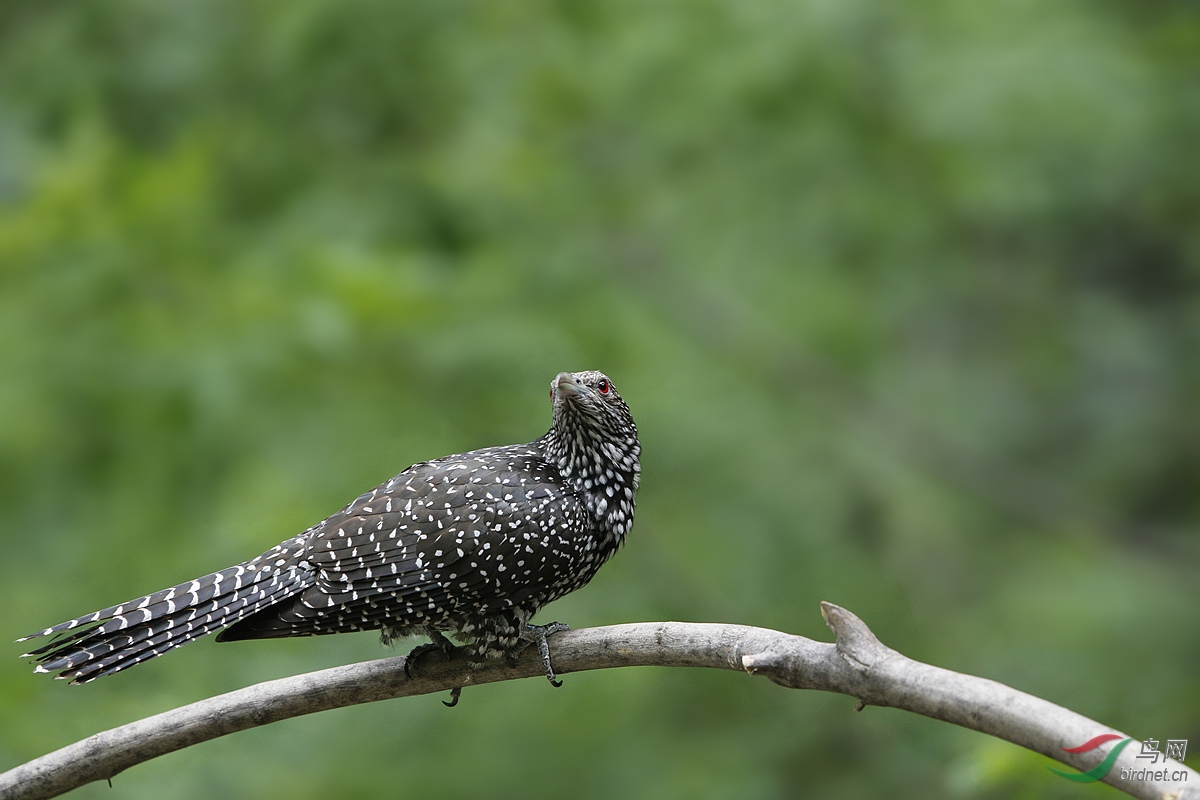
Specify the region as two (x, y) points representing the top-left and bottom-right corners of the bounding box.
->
(519, 621), (570, 687)
(403, 630), (464, 707)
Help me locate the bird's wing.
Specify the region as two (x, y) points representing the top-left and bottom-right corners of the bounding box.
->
(219, 446), (589, 639)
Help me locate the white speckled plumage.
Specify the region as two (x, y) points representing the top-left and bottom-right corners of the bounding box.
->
(19, 371), (640, 684)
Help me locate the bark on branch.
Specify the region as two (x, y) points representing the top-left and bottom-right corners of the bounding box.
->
(2, 603), (1194, 800)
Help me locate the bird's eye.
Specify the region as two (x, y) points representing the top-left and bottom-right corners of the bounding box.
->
(597, 379), (610, 395)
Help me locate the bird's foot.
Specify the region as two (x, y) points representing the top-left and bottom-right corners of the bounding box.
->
(516, 621), (571, 687)
(403, 629), (456, 675)
(403, 629), (464, 707)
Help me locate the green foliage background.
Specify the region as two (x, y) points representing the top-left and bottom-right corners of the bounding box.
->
(1, 2), (1197, 798)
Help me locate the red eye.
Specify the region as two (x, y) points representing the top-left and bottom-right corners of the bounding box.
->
(597, 379), (610, 395)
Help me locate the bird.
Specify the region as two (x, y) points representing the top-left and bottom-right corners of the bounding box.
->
(19, 370), (640, 700)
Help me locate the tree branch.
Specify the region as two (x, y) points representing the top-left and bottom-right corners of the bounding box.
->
(2, 603), (1194, 800)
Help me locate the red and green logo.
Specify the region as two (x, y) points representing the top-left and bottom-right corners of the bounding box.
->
(1051, 734), (1133, 783)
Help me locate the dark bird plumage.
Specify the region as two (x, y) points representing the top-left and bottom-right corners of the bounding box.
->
(19, 371), (640, 685)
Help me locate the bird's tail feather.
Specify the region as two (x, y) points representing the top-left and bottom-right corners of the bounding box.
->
(18, 537), (312, 684)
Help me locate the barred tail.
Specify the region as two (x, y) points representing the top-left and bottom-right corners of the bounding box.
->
(17, 537), (313, 684)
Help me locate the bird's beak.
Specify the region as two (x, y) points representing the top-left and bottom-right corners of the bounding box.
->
(553, 372), (586, 399)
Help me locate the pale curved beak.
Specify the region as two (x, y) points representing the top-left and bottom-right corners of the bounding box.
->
(553, 372), (586, 398)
